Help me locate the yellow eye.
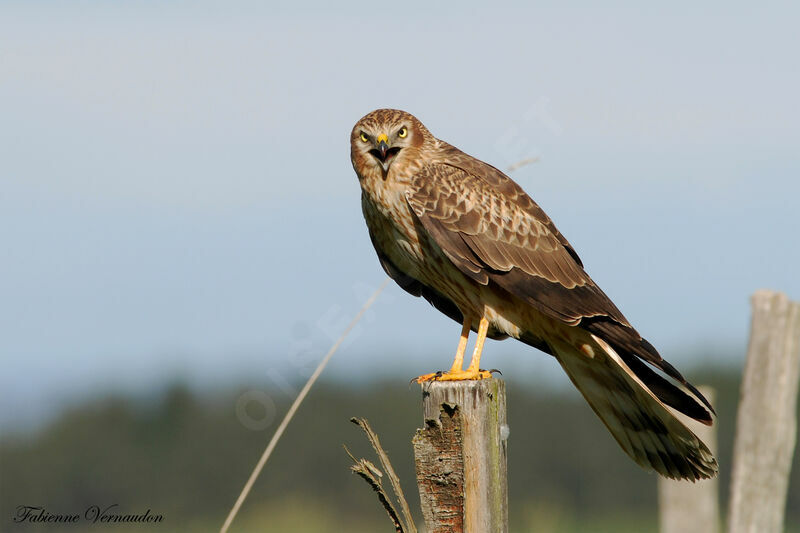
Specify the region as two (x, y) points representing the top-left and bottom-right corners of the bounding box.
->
(397, 127), (408, 138)
(360, 132), (369, 143)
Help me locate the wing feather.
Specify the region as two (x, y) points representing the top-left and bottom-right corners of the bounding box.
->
(405, 154), (713, 423)
(405, 161), (624, 324)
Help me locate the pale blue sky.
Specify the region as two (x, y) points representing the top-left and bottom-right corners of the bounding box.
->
(1, 1), (798, 428)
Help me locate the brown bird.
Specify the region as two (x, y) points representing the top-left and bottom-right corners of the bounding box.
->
(350, 108), (717, 480)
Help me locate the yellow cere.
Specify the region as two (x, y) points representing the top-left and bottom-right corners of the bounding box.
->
(376, 133), (388, 144)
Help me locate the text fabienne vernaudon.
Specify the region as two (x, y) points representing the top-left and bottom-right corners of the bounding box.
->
(14, 505), (163, 524)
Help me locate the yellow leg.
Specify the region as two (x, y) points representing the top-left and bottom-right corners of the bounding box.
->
(466, 316), (490, 374)
(415, 316), (493, 382)
(447, 318), (472, 373)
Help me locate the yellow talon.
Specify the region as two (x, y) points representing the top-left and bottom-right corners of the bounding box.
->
(414, 369), (493, 383)
(413, 316), (494, 383)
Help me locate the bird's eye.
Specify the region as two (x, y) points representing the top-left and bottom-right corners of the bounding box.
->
(397, 127), (408, 138)
(360, 132), (369, 143)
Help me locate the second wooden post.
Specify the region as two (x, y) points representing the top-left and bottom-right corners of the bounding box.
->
(412, 378), (509, 533)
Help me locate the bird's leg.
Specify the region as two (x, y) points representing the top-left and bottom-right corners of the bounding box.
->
(465, 316), (490, 376)
(415, 316), (493, 382)
(447, 317), (472, 373)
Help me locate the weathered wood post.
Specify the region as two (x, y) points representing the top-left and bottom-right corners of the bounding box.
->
(727, 290), (800, 533)
(412, 378), (509, 533)
(658, 386), (720, 533)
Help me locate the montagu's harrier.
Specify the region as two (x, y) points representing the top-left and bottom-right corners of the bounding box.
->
(350, 108), (717, 480)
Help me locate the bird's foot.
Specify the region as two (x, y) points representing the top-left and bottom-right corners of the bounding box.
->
(412, 368), (496, 383)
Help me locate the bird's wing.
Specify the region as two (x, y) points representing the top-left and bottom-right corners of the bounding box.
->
(405, 156), (714, 422)
(405, 158), (625, 326)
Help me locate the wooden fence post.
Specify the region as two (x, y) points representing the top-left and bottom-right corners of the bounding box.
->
(412, 378), (509, 533)
(727, 290), (800, 533)
(658, 386), (720, 533)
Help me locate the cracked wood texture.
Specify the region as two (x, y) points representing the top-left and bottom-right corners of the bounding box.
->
(413, 379), (508, 533)
(727, 290), (800, 533)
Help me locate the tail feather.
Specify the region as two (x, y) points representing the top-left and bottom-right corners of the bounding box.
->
(618, 352), (712, 424)
(583, 318), (715, 416)
(550, 334), (718, 480)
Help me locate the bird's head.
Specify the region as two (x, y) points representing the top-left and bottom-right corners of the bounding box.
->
(350, 109), (428, 178)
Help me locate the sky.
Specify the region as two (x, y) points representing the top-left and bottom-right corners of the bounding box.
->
(1, 1), (798, 429)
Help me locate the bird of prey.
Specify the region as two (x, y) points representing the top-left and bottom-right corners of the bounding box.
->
(350, 108), (717, 480)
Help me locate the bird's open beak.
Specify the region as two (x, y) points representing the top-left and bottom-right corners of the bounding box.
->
(378, 139), (389, 160)
(369, 133), (401, 172)
(376, 133), (389, 161)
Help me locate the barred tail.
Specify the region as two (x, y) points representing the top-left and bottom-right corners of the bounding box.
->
(549, 334), (718, 480)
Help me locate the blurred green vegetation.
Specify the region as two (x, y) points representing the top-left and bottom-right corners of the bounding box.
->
(1, 363), (798, 532)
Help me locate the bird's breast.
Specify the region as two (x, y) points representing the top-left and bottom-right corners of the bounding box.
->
(361, 179), (425, 269)
(360, 177), (474, 302)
